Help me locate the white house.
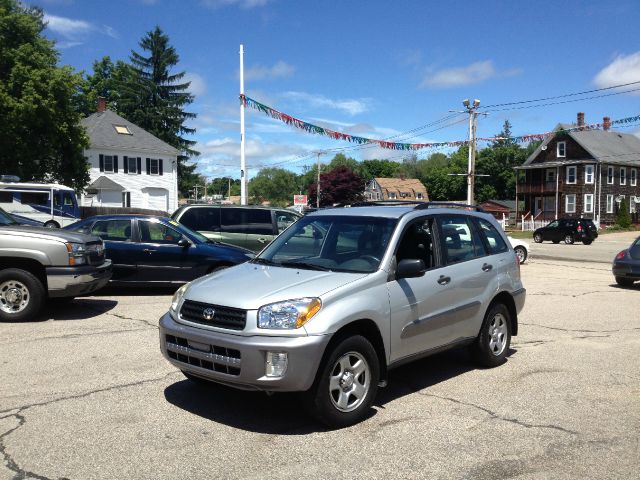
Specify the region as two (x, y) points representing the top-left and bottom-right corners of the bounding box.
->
(80, 98), (179, 213)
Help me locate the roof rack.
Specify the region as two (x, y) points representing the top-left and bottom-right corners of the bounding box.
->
(347, 200), (484, 212)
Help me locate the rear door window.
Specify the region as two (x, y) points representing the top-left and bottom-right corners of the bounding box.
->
(474, 218), (508, 254)
(180, 208), (220, 232)
(244, 209), (274, 235)
(437, 215), (486, 264)
(91, 219), (132, 242)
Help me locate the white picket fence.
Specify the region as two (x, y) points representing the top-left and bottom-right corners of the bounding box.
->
(520, 212), (546, 231)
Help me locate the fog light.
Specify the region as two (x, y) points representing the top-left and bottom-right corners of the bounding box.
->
(265, 352), (288, 377)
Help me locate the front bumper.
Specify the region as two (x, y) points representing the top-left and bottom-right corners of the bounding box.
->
(159, 312), (331, 392)
(46, 260), (112, 298)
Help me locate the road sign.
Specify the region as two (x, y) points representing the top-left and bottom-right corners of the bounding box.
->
(293, 195), (308, 206)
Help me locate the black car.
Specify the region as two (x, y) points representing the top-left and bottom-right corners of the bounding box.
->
(612, 236), (640, 287)
(64, 215), (253, 284)
(533, 218), (598, 245)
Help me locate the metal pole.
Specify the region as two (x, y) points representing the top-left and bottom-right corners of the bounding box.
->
(316, 151), (321, 208)
(240, 44), (247, 205)
(467, 109), (477, 206)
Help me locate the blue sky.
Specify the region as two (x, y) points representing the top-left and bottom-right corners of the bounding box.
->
(31, 0), (640, 180)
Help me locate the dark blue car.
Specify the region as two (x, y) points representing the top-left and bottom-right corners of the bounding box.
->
(64, 215), (253, 284)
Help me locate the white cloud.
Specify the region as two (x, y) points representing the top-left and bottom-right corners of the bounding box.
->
(200, 0), (271, 9)
(594, 52), (640, 94)
(244, 61), (295, 81)
(184, 73), (207, 97)
(420, 60), (521, 89)
(43, 14), (118, 46)
(282, 91), (371, 116)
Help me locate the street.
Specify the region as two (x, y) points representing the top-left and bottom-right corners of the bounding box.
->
(1, 239), (639, 479)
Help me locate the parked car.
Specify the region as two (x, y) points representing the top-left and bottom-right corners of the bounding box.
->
(160, 203), (526, 427)
(64, 215), (253, 285)
(533, 218), (598, 245)
(172, 205), (301, 252)
(612, 236), (640, 287)
(508, 237), (529, 264)
(0, 210), (111, 321)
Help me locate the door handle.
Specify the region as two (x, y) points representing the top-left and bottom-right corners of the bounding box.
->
(143, 249), (156, 254)
(437, 275), (451, 285)
(482, 263), (493, 272)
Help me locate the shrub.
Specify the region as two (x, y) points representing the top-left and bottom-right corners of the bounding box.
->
(615, 198), (632, 228)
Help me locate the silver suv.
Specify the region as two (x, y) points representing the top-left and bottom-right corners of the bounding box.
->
(160, 203), (526, 427)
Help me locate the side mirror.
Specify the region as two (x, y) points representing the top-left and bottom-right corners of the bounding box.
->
(396, 259), (426, 279)
(178, 238), (191, 248)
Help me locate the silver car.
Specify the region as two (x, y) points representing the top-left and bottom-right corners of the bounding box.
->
(160, 203), (526, 427)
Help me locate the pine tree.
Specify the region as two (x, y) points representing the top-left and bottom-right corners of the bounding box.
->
(117, 26), (199, 194)
(616, 198), (632, 228)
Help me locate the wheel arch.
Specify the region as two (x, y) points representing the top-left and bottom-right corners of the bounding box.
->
(0, 259), (47, 289)
(489, 291), (518, 336)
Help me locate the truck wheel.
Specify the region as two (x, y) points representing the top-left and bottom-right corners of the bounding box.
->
(306, 335), (379, 428)
(43, 221), (60, 228)
(472, 303), (511, 368)
(0, 269), (45, 322)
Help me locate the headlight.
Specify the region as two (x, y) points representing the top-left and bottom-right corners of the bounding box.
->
(65, 242), (87, 265)
(170, 283), (190, 317)
(258, 298), (321, 329)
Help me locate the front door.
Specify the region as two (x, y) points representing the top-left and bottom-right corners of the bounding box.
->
(534, 197), (543, 217)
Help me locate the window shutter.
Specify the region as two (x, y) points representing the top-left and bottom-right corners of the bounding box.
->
(99, 154), (104, 172)
(114, 155), (119, 173)
(137, 157), (142, 174)
(159, 159), (163, 176)
(123, 156), (128, 174)
(146, 158), (151, 175)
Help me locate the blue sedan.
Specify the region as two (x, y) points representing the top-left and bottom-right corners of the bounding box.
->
(64, 215), (253, 284)
(612, 236), (640, 287)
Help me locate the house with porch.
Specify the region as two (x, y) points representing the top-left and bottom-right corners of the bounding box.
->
(80, 98), (179, 213)
(364, 178), (429, 202)
(515, 112), (640, 226)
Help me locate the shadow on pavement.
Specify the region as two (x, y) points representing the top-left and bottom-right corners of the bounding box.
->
(91, 284), (179, 297)
(164, 347), (516, 433)
(42, 297), (118, 321)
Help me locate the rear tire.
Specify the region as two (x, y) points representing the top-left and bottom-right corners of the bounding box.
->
(564, 234), (574, 244)
(615, 276), (634, 287)
(43, 221), (60, 228)
(305, 335), (379, 428)
(0, 269), (45, 322)
(472, 303), (511, 368)
(582, 240), (593, 245)
(533, 233), (543, 243)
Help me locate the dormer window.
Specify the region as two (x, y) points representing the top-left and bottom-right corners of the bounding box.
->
(557, 141), (566, 158)
(114, 125), (132, 135)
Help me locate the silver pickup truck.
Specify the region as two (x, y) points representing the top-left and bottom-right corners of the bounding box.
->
(0, 209), (112, 321)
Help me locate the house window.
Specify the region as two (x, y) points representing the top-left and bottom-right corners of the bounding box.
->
(122, 191), (131, 207)
(546, 169), (555, 182)
(566, 166), (577, 184)
(416, 192), (423, 200)
(606, 194), (614, 214)
(114, 125), (132, 135)
(557, 141), (566, 158)
(620, 167), (626, 185)
(585, 165), (594, 184)
(103, 155), (114, 173)
(565, 194), (576, 213)
(631, 169), (637, 187)
(127, 157), (137, 174)
(388, 192), (396, 200)
(607, 166), (614, 184)
(631, 198), (637, 214)
(584, 194), (593, 213)
(146, 158), (163, 175)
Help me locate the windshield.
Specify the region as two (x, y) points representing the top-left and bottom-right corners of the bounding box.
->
(255, 215), (397, 273)
(0, 208), (18, 226)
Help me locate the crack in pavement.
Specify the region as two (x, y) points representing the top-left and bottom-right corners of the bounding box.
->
(0, 327), (153, 346)
(0, 371), (180, 480)
(418, 392), (578, 435)
(520, 322), (640, 334)
(528, 290), (625, 298)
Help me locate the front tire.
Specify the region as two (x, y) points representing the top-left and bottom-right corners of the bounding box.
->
(513, 246), (527, 264)
(306, 335), (379, 428)
(582, 240), (593, 245)
(564, 234), (574, 244)
(472, 303), (511, 368)
(533, 233), (543, 243)
(44, 221), (60, 228)
(0, 269), (45, 322)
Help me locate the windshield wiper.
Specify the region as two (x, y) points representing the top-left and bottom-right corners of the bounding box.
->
(251, 257), (277, 266)
(278, 261), (332, 271)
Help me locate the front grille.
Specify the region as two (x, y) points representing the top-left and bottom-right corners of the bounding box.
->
(85, 241), (105, 265)
(180, 300), (246, 330)
(165, 334), (241, 376)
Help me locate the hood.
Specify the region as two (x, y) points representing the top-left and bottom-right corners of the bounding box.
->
(185, 261), (367, 310)
(0, 225), (101, 244)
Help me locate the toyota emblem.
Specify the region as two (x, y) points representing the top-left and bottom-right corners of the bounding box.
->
(203, 307), (215, 320)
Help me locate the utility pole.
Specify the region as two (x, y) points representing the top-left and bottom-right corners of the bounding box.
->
(239, 44), (247, 205)
(316, 151), (322, 209)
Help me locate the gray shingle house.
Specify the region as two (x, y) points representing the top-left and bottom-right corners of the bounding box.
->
(80, 98), (179, 213)
(515, 113), (640, 225)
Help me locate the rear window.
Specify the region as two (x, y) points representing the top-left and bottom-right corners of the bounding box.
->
(179, 208), (220, 231)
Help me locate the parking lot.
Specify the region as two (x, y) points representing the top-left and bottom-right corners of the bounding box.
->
(1, 239), (639, 479)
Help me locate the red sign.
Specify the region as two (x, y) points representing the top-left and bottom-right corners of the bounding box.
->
(293, 195), (308, 206)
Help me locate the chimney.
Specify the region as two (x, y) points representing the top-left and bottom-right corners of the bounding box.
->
(577, 112), (585, 129)
(603, 116), (611, 131)
(97, 97), (107, 113)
